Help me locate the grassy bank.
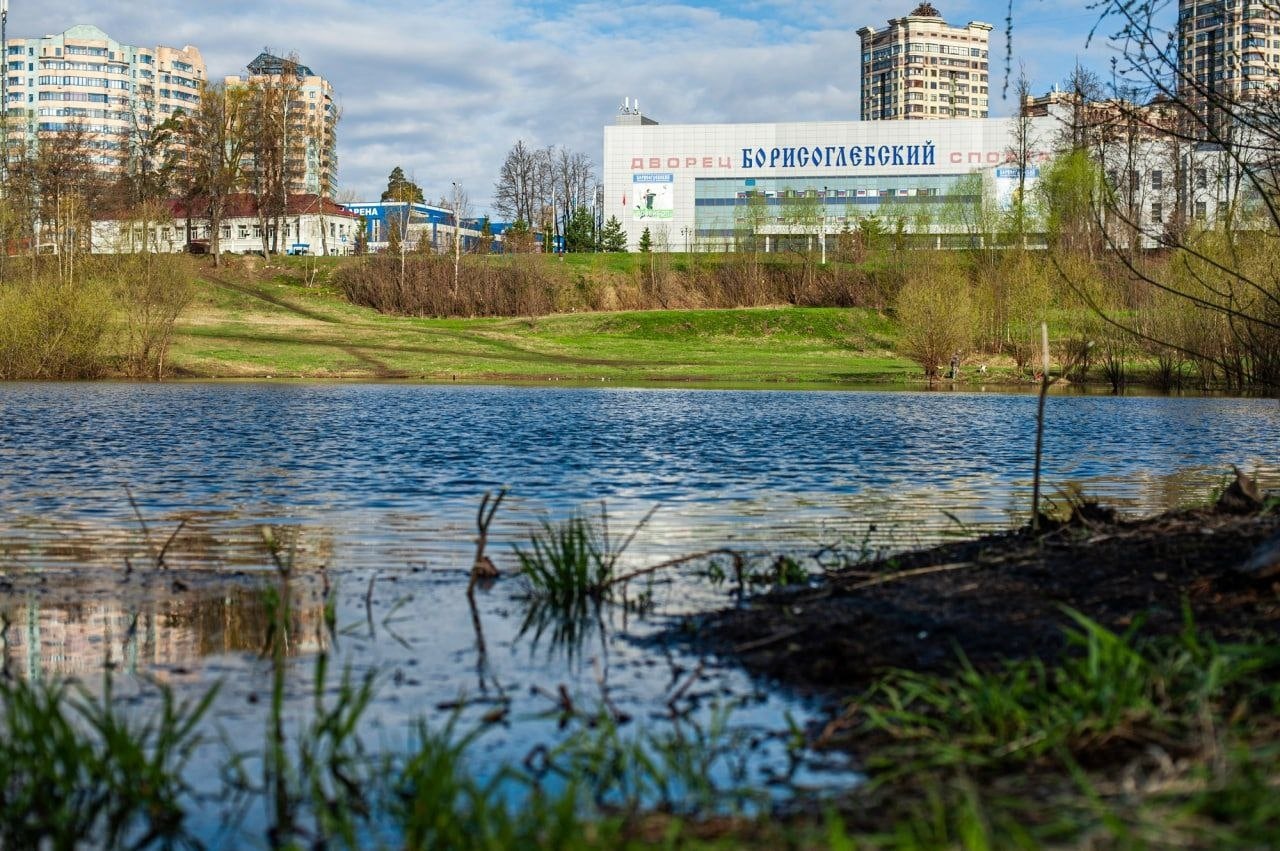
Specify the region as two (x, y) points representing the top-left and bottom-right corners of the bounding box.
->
(170, 257), (913, 383)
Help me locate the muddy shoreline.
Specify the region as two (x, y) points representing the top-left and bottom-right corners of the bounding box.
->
(684, 504), (1280, 698)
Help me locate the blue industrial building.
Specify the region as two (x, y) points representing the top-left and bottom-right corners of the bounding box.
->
(343, 201), (516, 253)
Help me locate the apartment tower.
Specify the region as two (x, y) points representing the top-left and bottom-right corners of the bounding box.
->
(226, 52), (337, 196)
(3, 24), (204, 166)
(1178, 0), (1280, 129)
(857, 4), (992, 120)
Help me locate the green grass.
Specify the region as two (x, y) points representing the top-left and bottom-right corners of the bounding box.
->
(168, 258), (913, 383)
(4, 606), (1275, 849)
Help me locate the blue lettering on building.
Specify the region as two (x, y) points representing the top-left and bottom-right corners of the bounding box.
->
(737, 140), (939, 170)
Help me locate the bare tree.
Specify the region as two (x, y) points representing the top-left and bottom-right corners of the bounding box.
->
(245, 55), (304, 255)
(12, 123), (103, 281)
(1007, 63), (1042, 242)
(449, 181), (470, 298)
(493, 139), (541, 225)
(177, 81), (251, 267)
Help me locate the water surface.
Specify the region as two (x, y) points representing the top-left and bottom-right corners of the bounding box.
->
(1, 382), (1277, 835)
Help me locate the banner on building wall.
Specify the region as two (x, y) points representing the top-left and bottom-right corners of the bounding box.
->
(994, 166), (1040, 212)
(632, 173), (674, 221)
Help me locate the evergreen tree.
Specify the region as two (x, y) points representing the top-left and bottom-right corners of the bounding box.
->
(565, 206), (596, 252)
(354, 217), (369, 255)
(503, 219), (534, 253)
(415, 229), (432, 254)
(381, 166), (424, 204)
(638, 227), (652, 253)
(387, 217), (402, 255)
(477, 218), (494, 255)
(599, 216), (628, 252)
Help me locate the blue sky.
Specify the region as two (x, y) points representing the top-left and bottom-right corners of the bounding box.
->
(15, 1), (1149, 213)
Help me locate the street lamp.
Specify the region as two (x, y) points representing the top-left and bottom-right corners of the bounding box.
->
(681, 225), (690, 252)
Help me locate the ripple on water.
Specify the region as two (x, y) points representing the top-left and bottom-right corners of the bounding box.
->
(0, 382), (1277, 832)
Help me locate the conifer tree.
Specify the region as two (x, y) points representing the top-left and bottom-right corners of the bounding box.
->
(599, 216), (628, 252)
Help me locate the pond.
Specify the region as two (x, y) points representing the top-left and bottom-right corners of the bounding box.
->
(1, 382), (1277, 840)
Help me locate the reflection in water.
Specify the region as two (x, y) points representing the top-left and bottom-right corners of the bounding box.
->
(0, 383), (1276, 822)
(0, 585), (328, 681)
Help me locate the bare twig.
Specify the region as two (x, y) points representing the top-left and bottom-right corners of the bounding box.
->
(1032, 322), (1051, 533)
(155, 519), (187, 570)
(733, 627), (807, 654)
(469, 488), (507, 595)
(840, 561), (976, 593)
(605, 547), (740, 590)
(364, 571), (378, 639)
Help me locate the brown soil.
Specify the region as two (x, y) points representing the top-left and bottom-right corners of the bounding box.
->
(689, 506), (1280, 694)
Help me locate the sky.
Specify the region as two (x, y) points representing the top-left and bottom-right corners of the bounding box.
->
(12, 1), (1146, 214)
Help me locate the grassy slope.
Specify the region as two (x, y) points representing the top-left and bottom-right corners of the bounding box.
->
(170, 258), (913, 383)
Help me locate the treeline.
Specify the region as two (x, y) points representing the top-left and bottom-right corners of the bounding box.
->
(336, 252), (897, 318)
(0, 255), (194, 380)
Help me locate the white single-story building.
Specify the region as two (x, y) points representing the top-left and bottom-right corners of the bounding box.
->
(91, 194), (361, 255)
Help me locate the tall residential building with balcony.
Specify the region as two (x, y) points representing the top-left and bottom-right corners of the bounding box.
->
(226, 52), (337, 196)
(2, 24), (205, 167)
(857, 4), (993, 121)
(1178, 0), (1280, 130)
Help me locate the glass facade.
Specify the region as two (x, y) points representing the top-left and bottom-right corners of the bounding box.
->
(693, 173), (981, 237)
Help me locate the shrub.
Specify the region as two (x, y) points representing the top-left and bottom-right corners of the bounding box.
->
(894, 258), (974, 378)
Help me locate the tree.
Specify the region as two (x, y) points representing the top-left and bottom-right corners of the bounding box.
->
(1006, 63), (1042, 243)
(107, 218), (195, 379)
(1044, 1), (1280, 392)
(244, 55), (304, 255)
(895, 256), (974, 379)
(448, 181), (470, 296)
(1038, 149), (1110, 263)
(638, 227), (652, 252)
(493, 140), (543, 225)
(475, 218), (494, 255)
(564, 206), (596, 252)
(118, 109), (185, 208)
(177, 81), (251, 266)
(381, 166), (424, 204)
(779, 189), (825, 298)
(9, 122), (103, 281)
(354, 217), (368, 255)
(599, 216), (627, 252)
(492, 141), (597, 248)
(386, 217), (402, 255)
(503, 219), (535, 253)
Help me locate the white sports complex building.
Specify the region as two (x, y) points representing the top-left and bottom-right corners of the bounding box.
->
(603, 110), (1057, 252)
(602, 104), (1255, 253)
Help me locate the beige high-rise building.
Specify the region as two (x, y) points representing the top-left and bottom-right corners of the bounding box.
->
(2, 24), (205, 167)
(857, 4), (992, 121)
(226, 52), (337, 196)
(1178, 0), (1280, 129)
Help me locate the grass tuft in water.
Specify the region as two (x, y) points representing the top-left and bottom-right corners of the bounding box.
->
(514, 504), (656, 611)
(0, 673), (215, 850)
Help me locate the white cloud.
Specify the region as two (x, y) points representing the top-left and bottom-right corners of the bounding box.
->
(11, 0), (1124, 213)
